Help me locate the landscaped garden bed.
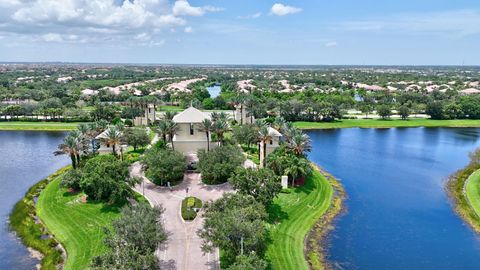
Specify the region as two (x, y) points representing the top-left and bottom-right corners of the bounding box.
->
(181, 197), (202, 221)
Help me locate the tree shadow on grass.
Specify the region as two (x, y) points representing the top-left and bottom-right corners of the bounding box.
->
(267, 203), (288, 224)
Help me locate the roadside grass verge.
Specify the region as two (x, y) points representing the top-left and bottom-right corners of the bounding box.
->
(9, 167), (70, 270)
(266, 167), (334, 270)
(0, 122), (84, 131)
(447, 149), (480, 233)
(294, 119), (480, 130)
(37, 176), (123, 270)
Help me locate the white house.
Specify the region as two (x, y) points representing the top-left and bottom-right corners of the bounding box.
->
(259, 127), (282, 167)
(133, 104), (156, 126)
(234, 104), (255, 125)
(95, 129), (128, 155)
(172, 107), (217, 155)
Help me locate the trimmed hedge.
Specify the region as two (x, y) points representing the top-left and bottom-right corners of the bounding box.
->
(181, 197), (202, 221)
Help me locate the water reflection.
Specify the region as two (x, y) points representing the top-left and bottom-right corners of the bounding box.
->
(307, 127), (480, 270)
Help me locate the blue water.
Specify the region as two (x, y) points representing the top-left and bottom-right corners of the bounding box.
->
(307, 128), (480, 270)
(0, 131), (69, 270)
(207, 85), (221, 98)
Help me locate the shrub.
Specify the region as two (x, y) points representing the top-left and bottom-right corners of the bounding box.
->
(181, 197), (202, 221)
(197, 145), (245, 185)
(60, 169), (82, 190)
(80, 155), (139, 204)
(142, 148), (186, 186)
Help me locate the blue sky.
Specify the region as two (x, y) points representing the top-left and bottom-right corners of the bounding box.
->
(0, 0), (479, 65)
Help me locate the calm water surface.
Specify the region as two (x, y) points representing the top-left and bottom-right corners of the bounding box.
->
(0, 131), (68, 270)
(307, 128), (480, 270)
(207, 85), (221, 98)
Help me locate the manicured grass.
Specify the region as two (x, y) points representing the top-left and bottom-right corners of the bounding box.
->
(294, 118), (480, 129)
(466, 170), (480, 219)
(0, 122), (84, 131)
(266, 168), (333, 270)
(37, 176), (122, 270)
(9, 168), (69, 270)
(159, 105), (183, 112)
(447, 150), (480, 233)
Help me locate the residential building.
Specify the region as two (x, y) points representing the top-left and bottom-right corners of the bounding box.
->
(259, 127), (282, 167)
(172, 107), (217, 155)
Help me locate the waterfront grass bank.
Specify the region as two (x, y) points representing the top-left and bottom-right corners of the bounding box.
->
(447, 149), (480, 233)
(266, 166), (337, 270)
(9, 167), (70, 270)
(37, 176), (122, 270)
(0, 122), (83, 131)
(294, 119), (480, 130)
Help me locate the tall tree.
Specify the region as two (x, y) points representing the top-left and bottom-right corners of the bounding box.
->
(54, 132), (81, 169)
(199, 118), (214, 151)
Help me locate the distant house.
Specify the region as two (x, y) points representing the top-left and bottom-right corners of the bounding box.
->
(234, 104), (254, 125)
(259, 127), (282, 167)
(95, 129), (127, 155)
(134, 104), (156, 126)
(172, 107), (217, 155)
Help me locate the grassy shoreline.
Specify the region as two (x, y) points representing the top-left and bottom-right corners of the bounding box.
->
(9, 167), (70, 270)
(0, 122), (83, 131)
(294, 119), (480, 130)
(446, 149), (480, 233)
(266, 165), (339, 270)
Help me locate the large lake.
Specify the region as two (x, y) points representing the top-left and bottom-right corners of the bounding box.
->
(0, 131), (68, 270)
(307, 128), (480, 270)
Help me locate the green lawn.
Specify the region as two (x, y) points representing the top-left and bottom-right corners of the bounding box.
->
(0, 122), (84, 131)
(466, 169), (480, 219)
(159, 105), (184, 112)
(37, 177), (122, 270)
(266, 168), (333, 270)
(294, 118), (480, 129)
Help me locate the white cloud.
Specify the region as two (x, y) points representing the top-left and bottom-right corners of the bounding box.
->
(325, 41), (337, 47)
(336, 10), (480, 37)
(184, 26), (193, 33)
(172, 0), (222, 17)
(238, 12), (262, 19)
(0, 0), (224, 45)
(42, 33), (63, 42)
(271, 3), (302, 16)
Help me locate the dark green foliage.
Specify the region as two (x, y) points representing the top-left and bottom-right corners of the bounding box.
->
(226, 253), (268, 270)
(60, 169), (82, 190)
(181, 197), (203, 221)
(124, 128), (150, 150)
(80, 155), (139, 203)
(426, 101), (445, 119)
(92, 204), (166, 270)
(398, 105), (410, 120)
(232, 124), (259, 148)
(229, 168), (281, 206)
(198, 193), (267, 267)
(197, 145), (245, 185)
(141, 148), (186, 186)
(376, 104), (391, 119)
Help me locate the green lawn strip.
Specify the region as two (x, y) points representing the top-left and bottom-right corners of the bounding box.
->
(294, 119), (480, 130)
(466, 170), (480, 219)
(37, 177), (122, 270)
(0, 122), (84, 131)
(266, 168), (333, 270)
(9, 167), (69, 270)
(447, 151), (480, 233)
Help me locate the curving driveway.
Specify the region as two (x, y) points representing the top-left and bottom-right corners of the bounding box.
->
(130, 162), (232, 270)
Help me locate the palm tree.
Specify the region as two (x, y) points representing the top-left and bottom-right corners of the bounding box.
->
(281, 122), (297, 143)
(289, 133), (312, 156)
(165, 120), (178, 150)
(199, 118), (214, 151)
(258, 125), (272, 167)
(157, 119), (169, 142)
(54, 132), (81, 169)
(284, 155), (311, 187)
(101, 126), (123, 157)
(163, 111), (177, 120)
(272, 117), (287, 132)
(213, 119), (228, 146)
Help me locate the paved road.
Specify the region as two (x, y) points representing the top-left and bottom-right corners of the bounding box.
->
(130, 162), (232, 270)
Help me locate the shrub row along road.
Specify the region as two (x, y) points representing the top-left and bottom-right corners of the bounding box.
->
(130, 162), (231, 270)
